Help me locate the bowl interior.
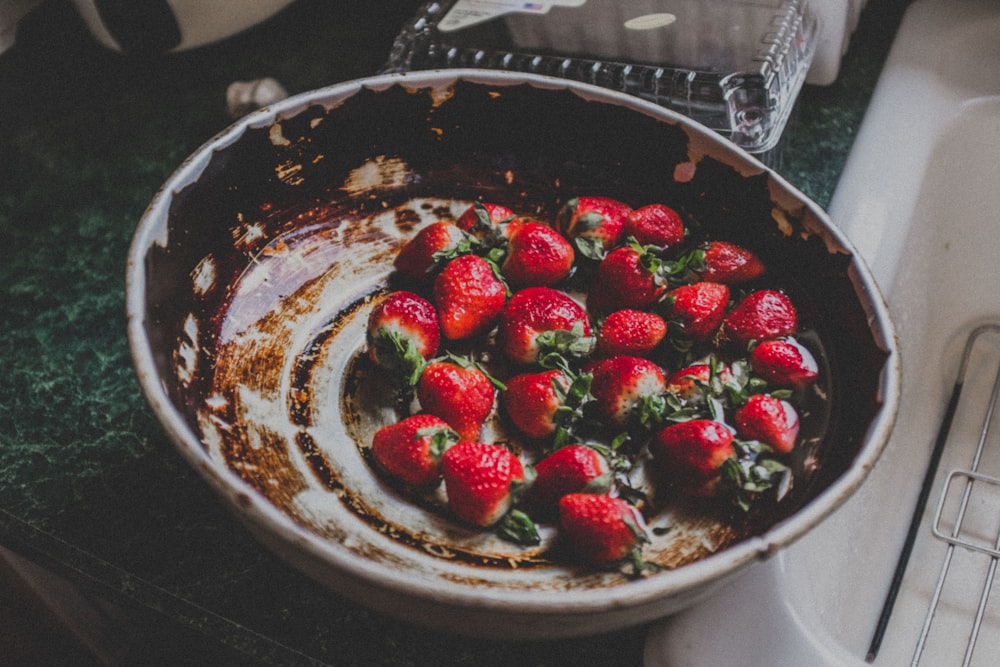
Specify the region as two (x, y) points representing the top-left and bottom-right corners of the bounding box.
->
(129, 71), (896, 633)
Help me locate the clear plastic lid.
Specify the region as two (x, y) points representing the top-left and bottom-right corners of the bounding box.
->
(385, 0), (818, 154)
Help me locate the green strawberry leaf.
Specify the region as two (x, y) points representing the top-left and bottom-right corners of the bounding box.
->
(637, 392), (668, 430)
(415, 426), (460, 458)
(496, 509), (541, 546)
(586, 441), (632, 474)
(574, 235), (607, 261)
(373, 328), (428, 387)
(430, 231), (481, 268)
(535, 322), (596, 363)
(721, 439), (790, 511)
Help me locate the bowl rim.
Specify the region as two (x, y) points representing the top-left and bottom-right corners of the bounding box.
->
(125, 68), (901, 617)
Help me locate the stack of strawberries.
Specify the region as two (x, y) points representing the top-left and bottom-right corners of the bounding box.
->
(365, 196), (820, 572)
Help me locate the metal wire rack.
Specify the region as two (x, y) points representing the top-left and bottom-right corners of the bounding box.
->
(868, 322), (1000, 665)
(916, 323), (1000, 665)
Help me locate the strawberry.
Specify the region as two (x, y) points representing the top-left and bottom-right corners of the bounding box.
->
(749, 338), (819, 390)
(623, 203), (685, 249)
(558, 493), (647, 567)
(555, 196), (632, 259)
(665, 362), (732, 404)
(432, 254), (507, 341)
(697, 241), (766, 284)
(441, 441), (526, 527)
(501, 367), (591, 442)
(394, 221), (474, 282)
(371, 414), (458, 487)
(366, 291), (441, 383)
(496, 287), (593, 366)
(416, 358), (497, 441)
(596, 309), (667, 358)
(455, 202), (519, 241)
(587, 242), (667, 315)
(586, 355), (667, 428)
(500, 221), (575, 288)
(723, 289), (798, 348)
(527, 444), (612, 510)
(650, 419), (736, 497)
(663, 281), (730, 343)
(734, 393), (800, 454)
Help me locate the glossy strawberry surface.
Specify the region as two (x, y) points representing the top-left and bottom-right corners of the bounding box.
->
(417, 360), (496, 442)
(558, 493), (646, 566)
(596, 309), (667, 358)
(651, 419), (736, 497)
(735, 393), (800, 454)
(496, 287), (591, 365)
(587, 355), (667, 428)
(664, 281), (730, 342)
(724, 289), (798, 347)
(371, 414), (457, 487)
(528, 445), (611, 509)
(501, 369), (573, 440)
(588, 245), (666, 315)
(393, 221), (470, 282)
(698, 241), (766, 284)
(623, 203), (685, 249)
(442, 441), (525, 527)
(455, 202), (517, 236)
(501, 221), (574, 288)
(555, 196), (631, 259)
(366, 291), (441, 380)
(432, 254), (507, 341)
(750, 338), (819, 389)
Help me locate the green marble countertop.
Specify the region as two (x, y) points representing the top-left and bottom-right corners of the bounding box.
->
(0, 1), (909, 663)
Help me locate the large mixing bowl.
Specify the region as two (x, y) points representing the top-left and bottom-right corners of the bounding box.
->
(126, 70), (899, 638)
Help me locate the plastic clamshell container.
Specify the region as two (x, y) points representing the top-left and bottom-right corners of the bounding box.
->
(385, 0), (818, 155)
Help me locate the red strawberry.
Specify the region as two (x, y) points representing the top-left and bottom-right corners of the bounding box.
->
(555, 196), (632, 259)
(697, 241), (766, 284)
(665, 362), (732, 403)
(750, 338), (819, 390)
(663, 281), (730, 343)
(528, 444), (612, 509)
(723, 289), (798, 347)
(394, 221), (473, 281)
(502, 369), (574, 440)
(651, 419), (736, 497)
(455, 202), (518, 240)
(496, 287), (593, 365)
(442, 441), (526, 527)
(596, 309), (667, 358)
(586, 355), (667, 428)
(587, 243), (667, 315)
(558, 493), (647, 567)
(623, 203), (685, 249)
(735, 393), (800, 454)
(432, 254), (507, 341)
(366, 291), (441, 383)
(501, 221), (575, 288)
(416, 358), (497, 441)
(371, 414), (458, 487)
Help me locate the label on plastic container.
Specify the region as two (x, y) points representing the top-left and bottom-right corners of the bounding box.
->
(439, 0), (587, 33)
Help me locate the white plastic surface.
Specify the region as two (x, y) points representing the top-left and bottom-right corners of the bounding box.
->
(646, 0), (1000, 663)
(807, 0), (867, 85)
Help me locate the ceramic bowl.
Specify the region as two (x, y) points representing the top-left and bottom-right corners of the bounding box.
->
(126, 70), (900, 638)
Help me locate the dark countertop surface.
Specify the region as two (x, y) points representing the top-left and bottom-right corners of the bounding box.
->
(0, 1), (909, 664)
